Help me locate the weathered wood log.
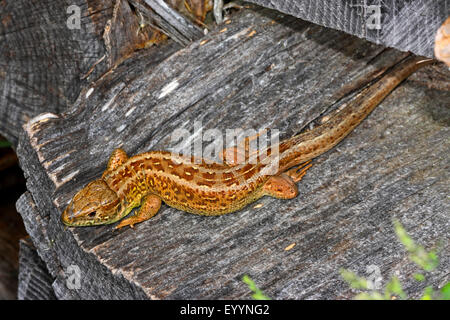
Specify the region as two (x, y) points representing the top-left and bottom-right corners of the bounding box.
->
(244, 0), (448, 58)
(0, 0), (177, 148)
(3, 0), (444, 148)
(17, 238), (56, 300)
(0, 0), (108, 147)
(16, 6), (449, 299)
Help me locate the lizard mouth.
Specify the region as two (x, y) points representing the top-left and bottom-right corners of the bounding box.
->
(61, 203), (88, 226)
(61, 205), (76, 226)
(61, 202), (124, 227)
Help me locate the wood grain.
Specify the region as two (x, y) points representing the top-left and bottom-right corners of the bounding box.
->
(0, 0), (173, 148)
(0, 0), (110, 147)
(244, 0), (448, 58)
(17, 238), (56, 300)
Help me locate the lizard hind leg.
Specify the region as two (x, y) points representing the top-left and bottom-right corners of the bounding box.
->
(262, 174), (298, 199)
(102, 148), (128, 178)
(262, 161), (313, 200)
(284, 160), (313, 183)
(115, 194), (161, 229)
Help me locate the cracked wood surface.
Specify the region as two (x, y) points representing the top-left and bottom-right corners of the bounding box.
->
(16, 6), (449, 299)
(0, 0), (180, 148)
(0, 0), (110, 147)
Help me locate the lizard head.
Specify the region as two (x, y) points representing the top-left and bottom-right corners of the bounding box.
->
(62, 179), (123, 227)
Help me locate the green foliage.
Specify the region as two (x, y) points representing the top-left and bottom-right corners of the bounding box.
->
(413, 273), (425, 281)
(440, 283), (450, 300)
(393, 219), (439, 271)
(341, 219), (448, 300)
(354, 291), (385, 300)
(340, 269), (369, 290)
(241, 220), (447, 300)
(242, 275), (271, 300)
(0, 140), (12, 148)
(420, 286), (434, 300)
(384, 276), (407, 300)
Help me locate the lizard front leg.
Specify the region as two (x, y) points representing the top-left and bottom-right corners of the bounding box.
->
(102, 148), (128, 178)
(115, 194), (161, 229)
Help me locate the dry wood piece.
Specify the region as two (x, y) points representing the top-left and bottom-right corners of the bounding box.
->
(0, 0), (111, 147)
(243, 0), (448, 58)
(0, 0), (178, 148)
(16, 6), (449, 299)
(17, 238), (56, 300)
(129, 0), (204, 46)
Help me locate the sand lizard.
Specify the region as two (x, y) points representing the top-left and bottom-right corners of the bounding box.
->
(62, 55), (433, 229)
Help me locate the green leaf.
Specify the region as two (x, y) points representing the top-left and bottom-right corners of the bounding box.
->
(242, 275), (271, 300)
(385, 276), (407, 300)
(355, 292), (386, 300)
(394, 219), (414, 250)
(340, 269), (369, 290)
(413, 273), (425, 281)
(425, 251), (439, 271)
(0, 140), (12, 148)
(420, 286), (434, 300)
(439, 282), (450, 300)
(340, 269), (369, 289)
(393, 219), (439, 271)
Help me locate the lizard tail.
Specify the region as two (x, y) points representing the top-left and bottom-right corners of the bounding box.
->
(275, 55), (434, 174)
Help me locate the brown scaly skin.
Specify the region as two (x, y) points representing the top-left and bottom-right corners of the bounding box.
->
(62, 56), (433, 228)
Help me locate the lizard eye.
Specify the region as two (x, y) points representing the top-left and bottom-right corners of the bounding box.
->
(88, 211), (96, 218)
